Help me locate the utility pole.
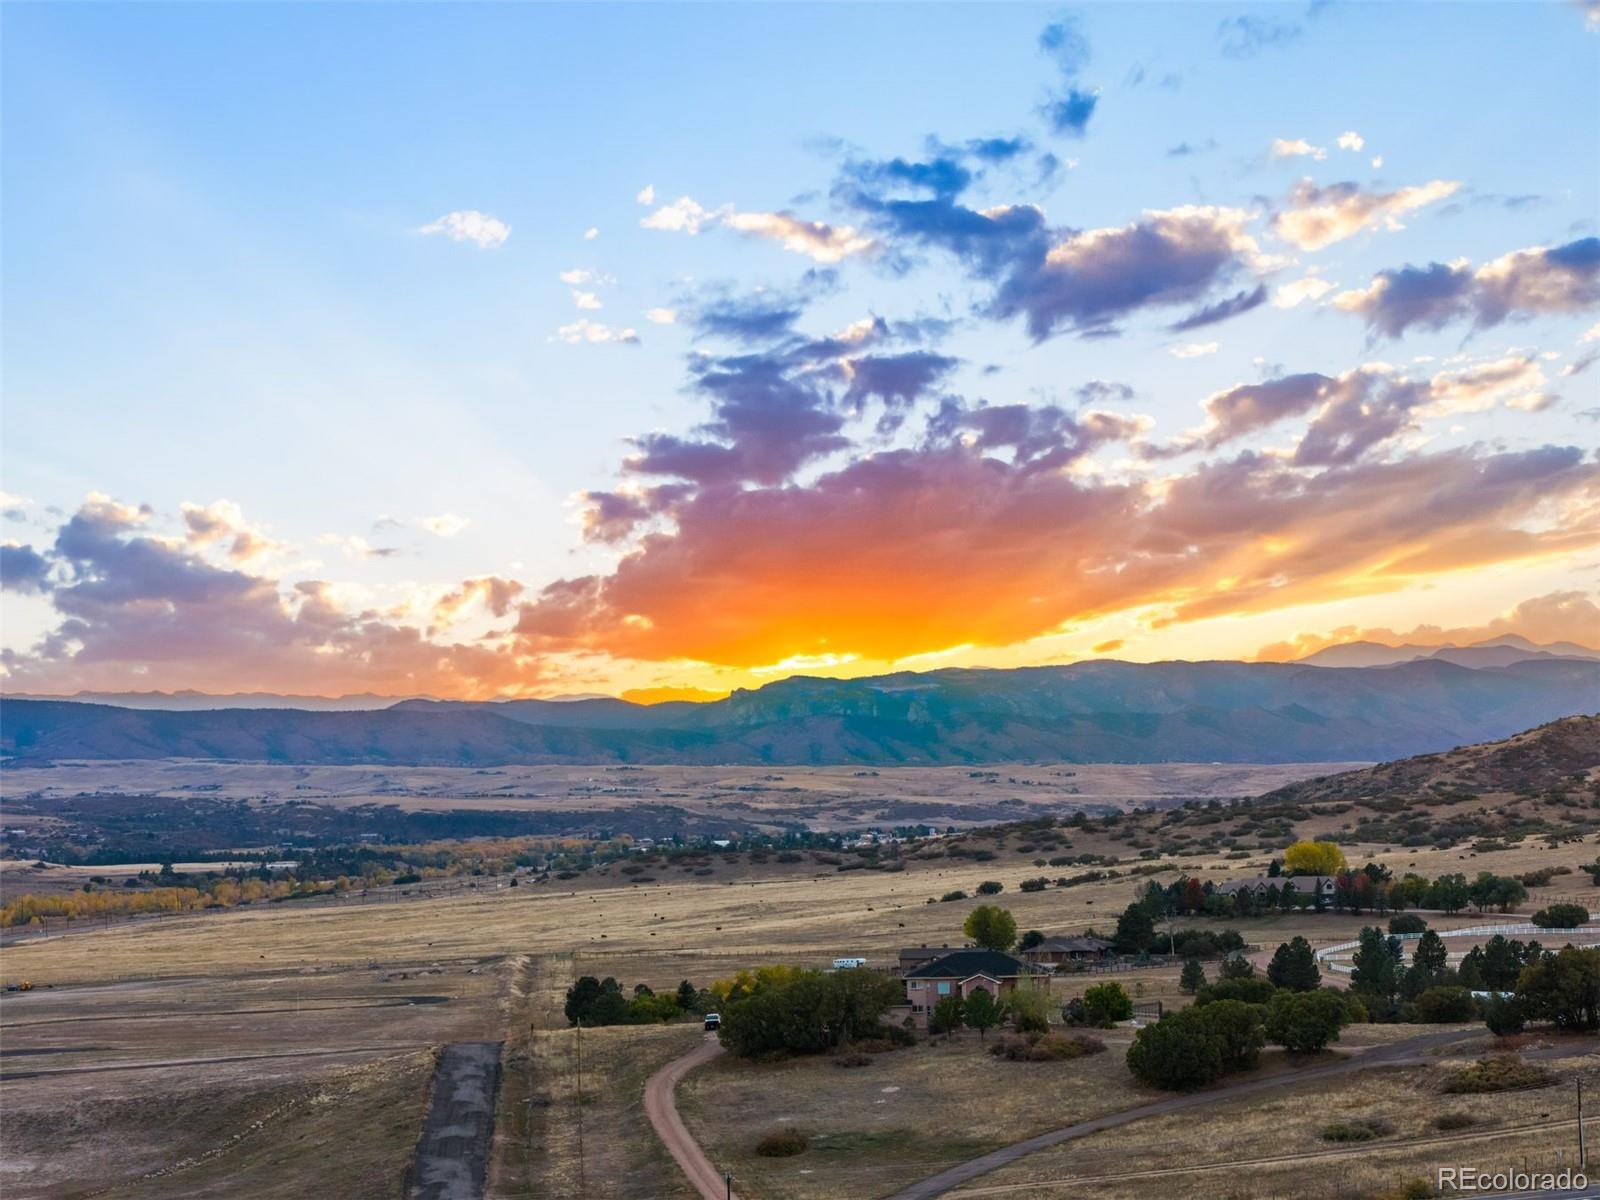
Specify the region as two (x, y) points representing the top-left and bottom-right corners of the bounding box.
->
(575, 1019), (586, 1194)
(724, 1170), (732, 1200)
(1579, 1077), (1587, 1170)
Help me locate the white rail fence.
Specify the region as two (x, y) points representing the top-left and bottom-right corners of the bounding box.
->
(1315, 921), (1600, 974)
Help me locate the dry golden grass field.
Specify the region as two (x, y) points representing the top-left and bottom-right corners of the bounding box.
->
(2, 747), (1599, 1199)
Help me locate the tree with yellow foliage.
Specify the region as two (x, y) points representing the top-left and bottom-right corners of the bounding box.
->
(1283, 840), (1347, 877)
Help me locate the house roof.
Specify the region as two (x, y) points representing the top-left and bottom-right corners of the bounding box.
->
(905, 950), (1029, 980)
(1215, 874), (1337, 894)
(1029, 936), (1113, 953)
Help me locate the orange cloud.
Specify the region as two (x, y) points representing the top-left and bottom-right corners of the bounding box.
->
(515, 443), (1599, 670)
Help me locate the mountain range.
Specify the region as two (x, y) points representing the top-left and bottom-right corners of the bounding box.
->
(3, 657), (1596, 767)
(1295, 633), (1599, 669)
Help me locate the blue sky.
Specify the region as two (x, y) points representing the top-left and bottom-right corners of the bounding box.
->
(2, 2), (1597, 698)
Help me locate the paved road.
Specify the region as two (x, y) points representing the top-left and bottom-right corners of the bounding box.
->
(885, 1028), (1482, 1200)
(407, 1041), (503, 1200)
(645, 1035), (742, 1200)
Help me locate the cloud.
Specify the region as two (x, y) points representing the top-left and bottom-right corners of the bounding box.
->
(837, 147), (1270, 339)
(1184, 356), (1552, 463)
(420, 513), (470, 538)
(1270, 138), (1325, 161)
(1272, 272), (1335, 308)
(1254, 589), (1600, 661)
(645, 308), (678, 325)
(997, 206), (1267, 339)
(1037, 13), (1100, 137)
(418, 210), (511, 249)
(641, 196), (875, 263)
(2, 497), (539, 697)
(1218, 14), (1302, 59)
(1336, 130), (1365, 152)
(555, 319), (639, 345)
(1, 543), (52, 593)
(1169, 284), (1268, 331)
(179, 500), (287, 565)
(1272, 178), (1460, 251)
(573, 291), (602, 310)
(584, 227), (599, 240)
(1334, 237), (1600, 337)
(1170, 341), (1219, 358)
(636, 184), (656, 205)
(515, 434), (1599, 669)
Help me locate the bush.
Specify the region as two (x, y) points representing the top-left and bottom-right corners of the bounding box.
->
(1533, 903), (1590, 929)
(1007, 984), (1053, 1034)
(1200, 999), (1265, 1071)
(1441, 1055), (1555, 1094)
(1194, 976), (1276, 1008)
(1414, 986), (1476, 1024)
(1321, 1116), (1393, 1142)
(1018, 877), (1049, 892)
(719, 968), (903, 1058)
(755, 1130), (808, 1156)
(1080, 982), (1134, 1027)
(975, 880), (1004, 895)
(989, 1031), (1106, 1061)
(1484, 995), (1526, 1037)
(1264, 989), (1350, 1053)
(834, 1051), (872, 1068)
(1433, 1112), (1476, 1131)
(1126, 1010), (1225, 1090)
(1388, 913), (1429, 935)
(940, 890), (968, 902)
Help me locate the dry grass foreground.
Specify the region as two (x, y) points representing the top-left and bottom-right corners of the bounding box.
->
(5, 800), (1600, 1198)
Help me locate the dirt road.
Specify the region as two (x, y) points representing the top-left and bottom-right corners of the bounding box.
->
(645, 1035), (741, 1200)
(885, 1028), (1485, 1200)
(407, 1041), (503, 1200)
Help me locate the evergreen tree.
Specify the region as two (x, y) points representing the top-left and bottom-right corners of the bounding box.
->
(1266, 936), (1320, 991)
(1180, 958), (1206, 994)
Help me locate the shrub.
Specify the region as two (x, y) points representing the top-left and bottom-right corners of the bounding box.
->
(1533, 903), (1590, 929)
(1264, 988), (1350, 1053)
(1414, 986), (1476, 1024)
(1388, 913), (1428, 935)
(719, 968), (903, 1058)
(1321, 1116), (1393, 1143)
(1080, 982), (1134, 1027)
(975, 880), (1004, 895)
(940, 890), (968, 902)
(1003, 983), (1051, 1033)
(1432, 1112), (1476, 1131)
(1200, 999), (1265, 1071)
(1194, 976), (1276, 1008)
(1019, 877), (1050, 893)
(1126, 1010), (1225, 1090)
(1484, 995), (1526, 1037)
(989, 1031), (1105, 1061)
(1441, 1055), (1555, 1094)
(755, 1130), (808, 1157)
(833, 1052), (872, 1068)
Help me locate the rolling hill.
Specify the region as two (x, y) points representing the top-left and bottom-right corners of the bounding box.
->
(3, 657), (1596, 767)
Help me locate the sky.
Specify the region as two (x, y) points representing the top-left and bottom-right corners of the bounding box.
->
(2, 1), (1598, 702)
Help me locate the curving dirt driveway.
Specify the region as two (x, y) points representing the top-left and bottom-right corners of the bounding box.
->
(645, 1034), (741, 1200)
(884, 1028), (1484, 1200)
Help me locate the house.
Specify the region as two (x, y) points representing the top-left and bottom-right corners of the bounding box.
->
(1214, 874), (1337, 903)
(1023, 935), (1115, 968)
(894, 950), (1038, 1031)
